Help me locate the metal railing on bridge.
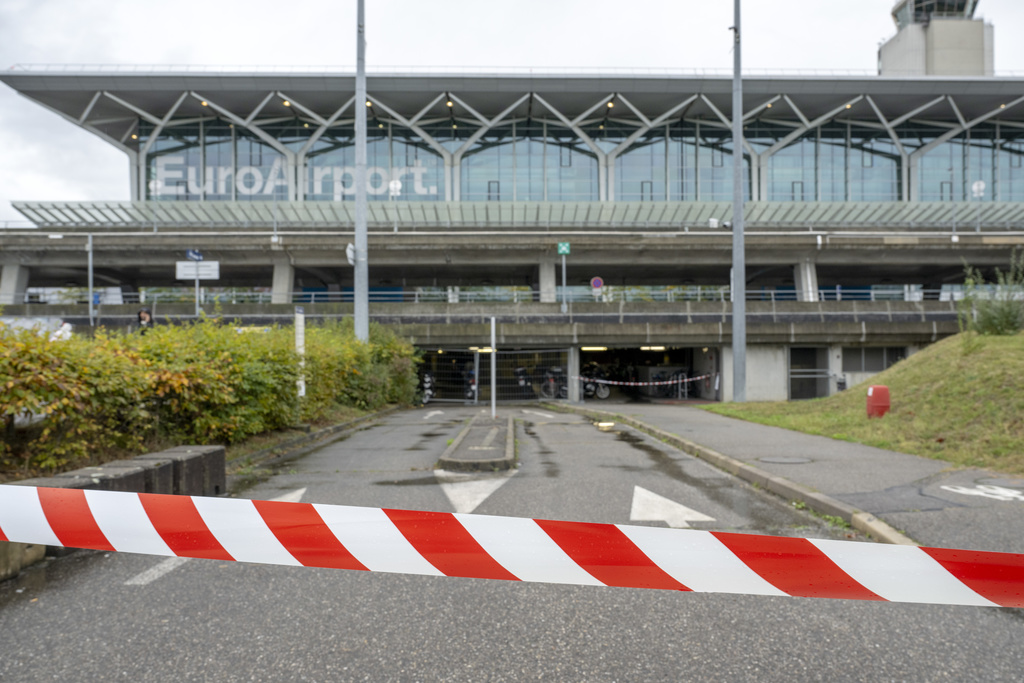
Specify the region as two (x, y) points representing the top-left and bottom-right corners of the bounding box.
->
(5, 284), (1014, 307)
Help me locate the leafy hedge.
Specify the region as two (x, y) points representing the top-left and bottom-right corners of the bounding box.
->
(0, 318), (418, 473)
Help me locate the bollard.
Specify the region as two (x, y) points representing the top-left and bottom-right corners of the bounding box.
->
(867, 385), (890, 418)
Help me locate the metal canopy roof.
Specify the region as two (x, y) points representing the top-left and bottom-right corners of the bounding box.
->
(11, 200), (1024, 231)
(4, 68), (1024, 159)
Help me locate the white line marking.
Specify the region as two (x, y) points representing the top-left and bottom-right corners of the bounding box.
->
(629, 486), (715, 528)
(423, 410), (445, 420)
(124, 556), (191, 586)
(521, 410), (554, 419)
(435, 469), (517, 514)
(123, 488), (306, 586)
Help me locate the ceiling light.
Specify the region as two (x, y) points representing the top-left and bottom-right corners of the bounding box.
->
(766, 103), (772, 108)
(201, 101), (208, 106)
(378, 123), (384, 128)
(641, 346), (666, 351)
(446, 99), (454, 107)
(130, 133), (138, 139)
(581, 346), (607, 351)
(283, 100), (291, 107)
(607, 101), (614, 108)
(846, 104), (852, 109)
(366, 100), (372, 107)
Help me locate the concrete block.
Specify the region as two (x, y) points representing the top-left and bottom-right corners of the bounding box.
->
(55, 464), (147, 493)
(137, 449), (205, 496)
(0, 542), (46, 582)
(7, 476), (98, 490)
(126, 456), (175, 494)
(162, 445), (226, 496)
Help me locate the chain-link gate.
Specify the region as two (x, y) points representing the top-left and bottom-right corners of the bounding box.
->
(418, 349), (569, 403)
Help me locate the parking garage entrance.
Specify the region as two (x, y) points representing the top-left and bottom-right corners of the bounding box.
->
(416, 346), (720, 404)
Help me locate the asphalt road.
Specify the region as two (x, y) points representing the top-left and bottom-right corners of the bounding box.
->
(2, 406), (1023, 681)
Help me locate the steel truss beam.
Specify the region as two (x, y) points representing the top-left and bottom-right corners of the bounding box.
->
(41, 85), (1024, 206)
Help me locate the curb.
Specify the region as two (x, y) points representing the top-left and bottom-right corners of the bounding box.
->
(437, 413), (516, 472)
(543, 402), (918, 547)
(226, 407), (401, 491)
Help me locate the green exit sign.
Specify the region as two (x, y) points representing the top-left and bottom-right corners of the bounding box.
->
(557, 242), (571, 255)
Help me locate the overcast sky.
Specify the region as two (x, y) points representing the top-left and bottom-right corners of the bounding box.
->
(2, 0), (1024, 223)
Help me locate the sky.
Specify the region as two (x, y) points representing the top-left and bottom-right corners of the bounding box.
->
(1, 0), (1024, 223)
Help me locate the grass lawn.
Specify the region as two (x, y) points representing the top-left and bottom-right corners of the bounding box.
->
(703, 332), (1024, 475)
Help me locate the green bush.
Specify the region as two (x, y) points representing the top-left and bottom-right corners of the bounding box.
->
(959, 249), (1024, 336)
(0, 317), (418, 474)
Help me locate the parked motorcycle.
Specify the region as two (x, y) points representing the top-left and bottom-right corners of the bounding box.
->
(539, 366), (568, 399)
(514, 366), (537, 398)
(463, 366), (478, 401)
(580, 363), (611, 400)
(419, 372), (435, 404)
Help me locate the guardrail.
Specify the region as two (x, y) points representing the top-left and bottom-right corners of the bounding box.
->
(3, 286), (1002, 307)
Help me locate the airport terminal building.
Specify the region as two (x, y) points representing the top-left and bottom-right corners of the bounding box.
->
(1, 0), (1022, 401)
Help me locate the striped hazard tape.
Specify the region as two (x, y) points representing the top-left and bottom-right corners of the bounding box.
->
(1, 485), (1022, 608)
(574, 374), (713, 387)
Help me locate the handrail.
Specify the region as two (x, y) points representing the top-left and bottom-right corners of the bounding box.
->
(1, 286), (999, 307)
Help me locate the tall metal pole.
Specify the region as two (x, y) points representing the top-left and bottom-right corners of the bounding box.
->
(731, 0), (747, 402)
(353, 0), (370, 341)
(87, 233), (95, 327)
(490, 317), (497, 419)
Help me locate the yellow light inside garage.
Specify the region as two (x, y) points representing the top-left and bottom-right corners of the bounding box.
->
(641, 346), (666, 351)
(581, 347), (607, 351)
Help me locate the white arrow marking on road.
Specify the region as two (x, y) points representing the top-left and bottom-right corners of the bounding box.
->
(629, 486), (715, 528)
(125, 488), (307, 586)
(435, 469), (517, 514)
(521, 410), (554, 419)
(423, 410), (445, 420)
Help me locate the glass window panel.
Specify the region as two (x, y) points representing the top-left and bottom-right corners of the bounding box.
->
(146, 122), (202, 201)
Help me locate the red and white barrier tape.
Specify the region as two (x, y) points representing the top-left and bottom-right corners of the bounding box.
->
(574, 374), (712, 387)
(2, 485), (1022, 608)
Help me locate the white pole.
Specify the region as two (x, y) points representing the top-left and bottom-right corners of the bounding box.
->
(353, 0), (369, 341)
(560, 254), (567, 313)
(86, 234), (95, 327)
(490, 316), (497, 419)
(731, 0), (747, 402)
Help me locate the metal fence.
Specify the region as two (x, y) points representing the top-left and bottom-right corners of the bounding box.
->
(417, 348), (569, 404)
(11, 283), (1002, 307)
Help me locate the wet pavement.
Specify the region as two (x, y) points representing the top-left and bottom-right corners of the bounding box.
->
(556, 398), (1024, 555)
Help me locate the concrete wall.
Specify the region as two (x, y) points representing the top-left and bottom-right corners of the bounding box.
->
(0, 445), (226, 582)
(880, 19), (993, 77)
(928, 20), (993, 76)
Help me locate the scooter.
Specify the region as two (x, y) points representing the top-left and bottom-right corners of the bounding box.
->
(539, 366), (568, 399)
(581, 363), (611, 400)
(514, 366), (537, 398)
(419, 372), (435, 404)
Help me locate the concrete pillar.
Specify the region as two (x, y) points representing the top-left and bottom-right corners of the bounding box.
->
(828, 344), (844, 396)
(567, 346), (581, 403)
(539, 259), (557, 303)
(794, 260), (819, 302)
(0, 264), (29, 305)
(271, 261), (294, 304)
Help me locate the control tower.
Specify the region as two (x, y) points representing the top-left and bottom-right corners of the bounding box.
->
(878, 0), (993, 76)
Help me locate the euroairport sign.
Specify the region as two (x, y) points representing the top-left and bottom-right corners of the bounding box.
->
(151, 156), (439, 199)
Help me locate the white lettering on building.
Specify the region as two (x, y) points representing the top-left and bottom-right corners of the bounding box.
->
(151, 156), (439, 198)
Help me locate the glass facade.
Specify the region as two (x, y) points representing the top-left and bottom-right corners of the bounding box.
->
(140, 117), (1024, 203)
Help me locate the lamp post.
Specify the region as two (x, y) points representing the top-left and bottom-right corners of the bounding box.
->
(353, 0), (369, 341)
(730, 0), (747, 402)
